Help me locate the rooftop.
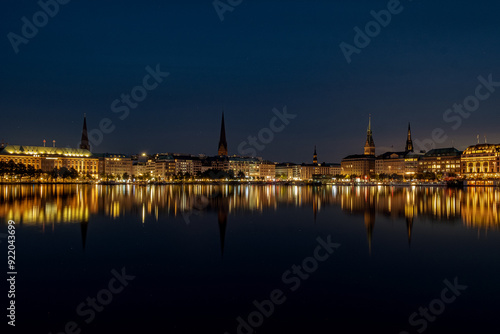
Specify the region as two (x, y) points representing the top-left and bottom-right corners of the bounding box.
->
(0, 145), (92, 157)
(424, 147), (462, 157)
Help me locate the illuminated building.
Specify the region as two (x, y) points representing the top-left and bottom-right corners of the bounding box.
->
(419, 147), (462, 175)
(228, 156), (259, 177)
(461, 144), (500, 178)
(0, 145), (98, 175)
(95, 153), (133, 177)
(154, 154), (175, 179)
(297, 147), (339, 180)
(174, 156), (202, 175)
(375, 123), (421, 177)
(256, 160), (275, 180)
(133, 158), (156, 178)
(375, 151), (406, 176)
(341, 116), (376, 177)
(0, 115), (99, 176)
(275, 163), (300, 180)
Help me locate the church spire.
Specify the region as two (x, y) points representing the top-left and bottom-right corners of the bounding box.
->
(217, 112), (228, 156)
(79, 114), (90, 151)
(313, 145), (318, 165)
(405, 122), (413, 152)
(364, 115), (375, 155)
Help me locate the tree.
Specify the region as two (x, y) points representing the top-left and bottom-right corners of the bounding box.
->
(0, 161), (7, 178)
(200, 168), (232, 180)
(69, 168), (79, 179)
(379, 173), (389, 180)
(26, 165), (36, 180)
(237, 171), (245, 179)
(423, 172), (436, 180)
(122, 172), (129, 180)
(51, 168), (60, 180)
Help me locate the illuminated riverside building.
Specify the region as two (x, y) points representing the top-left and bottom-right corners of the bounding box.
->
(418, 147), (462, 175)
(0, 115), (100, 177)
(341, 116), (376, 177)
(0, 144), (98, 175)
(375, 152), (406, 175)
(95, 153), (133, 177)
(374, 123), (422, 177)
(296, 147), (341, 180)
(226, 156), (275, 179)
(461, 144), (500, 178)
(275, 163), (300, 180)
(133, 158), (156, 178)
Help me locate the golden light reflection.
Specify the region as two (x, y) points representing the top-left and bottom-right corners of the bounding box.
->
(0, 185), (498, 231)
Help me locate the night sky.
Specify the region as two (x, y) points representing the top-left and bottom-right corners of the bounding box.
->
(1, 0), (500, 163)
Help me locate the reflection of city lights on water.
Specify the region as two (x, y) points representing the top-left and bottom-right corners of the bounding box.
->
(0, 185), (499, 231)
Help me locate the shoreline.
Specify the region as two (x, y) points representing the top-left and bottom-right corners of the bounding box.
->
(0, 180), (498, 187)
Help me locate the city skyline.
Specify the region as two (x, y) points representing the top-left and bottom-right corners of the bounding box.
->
(0, 112), (495, 166)
(1, 1), (500, 163)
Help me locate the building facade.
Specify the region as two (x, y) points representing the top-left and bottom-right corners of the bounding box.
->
(95, 153), (133, 177)
(0, 145), (98, 176)
(341, 116), (376, 178)
(418, 148), (462, 175)
(461, 144), (500, 178)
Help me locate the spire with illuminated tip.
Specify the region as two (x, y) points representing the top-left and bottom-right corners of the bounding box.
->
(405, 122), (413, 152)
(364, 114), (375, 155)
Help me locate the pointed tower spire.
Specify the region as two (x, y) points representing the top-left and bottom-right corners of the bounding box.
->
(364, 114), (375, 155)
(79, 114), (90, 151)
(405, 122), (413, 152)
(313, 145), (318, 165)
(217, 112), (228, 156)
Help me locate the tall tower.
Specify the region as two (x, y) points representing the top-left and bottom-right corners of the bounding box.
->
(79, 114), (90, 151)
(313, 146), (318, 165)
(405, 122), (413, 152)
(217, 112), (228, 156)
(364, 115), (375, 155)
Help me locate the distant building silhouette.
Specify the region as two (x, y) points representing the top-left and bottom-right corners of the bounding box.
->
(80, 114), (90, 151)
(217, 112), (228, 156)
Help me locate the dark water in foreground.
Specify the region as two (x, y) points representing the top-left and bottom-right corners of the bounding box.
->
(1, 184), (499, 334)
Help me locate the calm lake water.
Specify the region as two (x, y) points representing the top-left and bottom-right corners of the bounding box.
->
(1, 184), (499, 333)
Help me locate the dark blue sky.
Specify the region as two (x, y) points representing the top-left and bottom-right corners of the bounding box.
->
(1, 0), (500, 163)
